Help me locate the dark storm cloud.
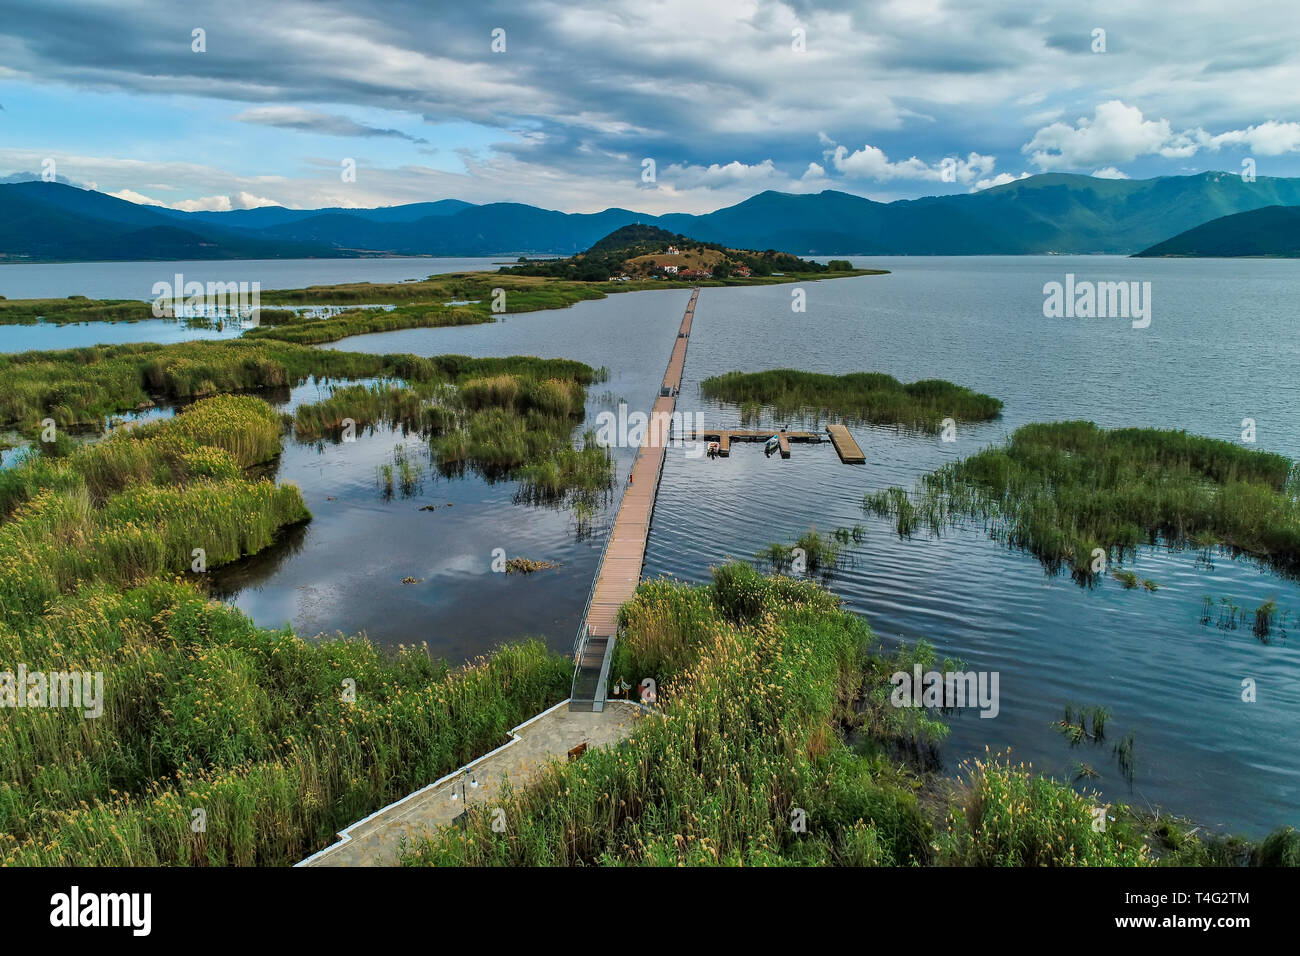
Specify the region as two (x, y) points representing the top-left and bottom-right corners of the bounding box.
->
(235, 106), (428, 142)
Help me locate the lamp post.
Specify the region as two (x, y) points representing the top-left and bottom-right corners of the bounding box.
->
(450, 769), (479, 828)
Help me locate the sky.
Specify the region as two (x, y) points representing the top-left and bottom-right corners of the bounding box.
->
(2, 0), (1300, 214)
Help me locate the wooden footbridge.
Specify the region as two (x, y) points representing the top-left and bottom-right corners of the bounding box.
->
(570, 289), (697, 710)
(570, 289), (866, 710)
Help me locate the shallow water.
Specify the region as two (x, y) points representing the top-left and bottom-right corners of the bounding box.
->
(0, 256), (503, 301)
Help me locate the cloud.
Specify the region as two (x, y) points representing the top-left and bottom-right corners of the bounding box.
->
(1091, 166), (1130, 179)
(972, 171), (1029, 191)
(234, 106), (428, 143)
(6, 2), (1300, 207)
(1023, 101), (1173, 170)
(1025, 102), (1300, 171)
(829, 144), (995, 184)
(1199, 121), (1300, 156)
(662, 159), (782, 190)
(106, 187), (280, 211)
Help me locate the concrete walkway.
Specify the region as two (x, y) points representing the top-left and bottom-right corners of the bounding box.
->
(299, 698), (648, 866)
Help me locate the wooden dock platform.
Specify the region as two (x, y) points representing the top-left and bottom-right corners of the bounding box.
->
(684, 426), (865, 463)
(684, 428), (820, 459)
(826, 423), (866, 464)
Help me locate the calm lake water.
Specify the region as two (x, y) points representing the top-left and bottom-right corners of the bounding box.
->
(0, 256), (503, 300)
(3, 254), (1299, 836)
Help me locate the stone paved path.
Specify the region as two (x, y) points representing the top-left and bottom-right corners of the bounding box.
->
(299, 699), (647, 866)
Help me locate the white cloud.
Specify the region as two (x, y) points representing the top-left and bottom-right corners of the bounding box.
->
(106, 188), (164, 206)
(829, 144), (996, 184)
(1024, 103), (1300, 172)
(663, 159), (781, 189)
(1201, 120), (1300, 156)
(117, 190), (281, 212)
(972, 171), (1029, 191)
(1023, 101), (1173, 170)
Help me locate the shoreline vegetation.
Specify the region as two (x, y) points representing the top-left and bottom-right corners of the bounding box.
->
(863, 420), (1300, 582)
(0, 260), (885, 331)
(401, 565), (1297, 866)
(0, 375), (577, 864)
(700, 369), (1002, 433)
(0, 339), (614, 506)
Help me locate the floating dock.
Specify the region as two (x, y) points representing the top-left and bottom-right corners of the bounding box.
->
(825, 423), (866, 463)
(684, 425), (866, 463)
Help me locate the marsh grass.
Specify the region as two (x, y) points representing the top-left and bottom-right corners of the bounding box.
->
(757, 524), (865, 576)
(864, 420), (1300, 582)
(0, 297), (155, 326)
(403, 565), (937, 866)
(940, 753), (1149, 866)
(701, 369), (1002, 432)
(398, 565), (1161, 868)
(0, 380), (573, 865)
(283, 361), (612, 505)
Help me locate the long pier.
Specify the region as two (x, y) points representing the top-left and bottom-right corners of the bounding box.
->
(571, 288), (697, 710)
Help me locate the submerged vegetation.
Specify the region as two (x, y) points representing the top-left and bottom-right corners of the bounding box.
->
(864, 420), (1300, 581)
(505, 557), (559, 573)
(701, 369), (1002, 432)
(1199, 594), (1291, 641)
(757, 524), (865, 575)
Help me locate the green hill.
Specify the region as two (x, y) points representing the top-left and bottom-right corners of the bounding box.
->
(501, 226), (832, 281)
(1134, 205), (1300, 257)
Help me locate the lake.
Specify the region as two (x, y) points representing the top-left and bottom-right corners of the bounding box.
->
(3, 254), (1299, 837)
(0, 256), (504, 300)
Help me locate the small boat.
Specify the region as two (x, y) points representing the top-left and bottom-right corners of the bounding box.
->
(764, 434), (780, 457)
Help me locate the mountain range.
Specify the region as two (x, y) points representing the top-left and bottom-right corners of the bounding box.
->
(4, 171), (1300, 262)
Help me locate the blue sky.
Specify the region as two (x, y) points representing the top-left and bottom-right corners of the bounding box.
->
(2, 0), (1299, 213)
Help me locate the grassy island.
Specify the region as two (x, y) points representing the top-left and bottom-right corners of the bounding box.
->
(864, 420), (1300, 581)
(700, 369), (1002, 432)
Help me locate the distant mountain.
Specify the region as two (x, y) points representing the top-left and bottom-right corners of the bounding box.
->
(1134, 205), (1300, 257)
(6, 172), (1300, 262)
(0, 182), (349, 261)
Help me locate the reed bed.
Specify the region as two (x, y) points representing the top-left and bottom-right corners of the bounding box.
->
(400, 564), (1157, 867)
(0, 384), (573, 865)
(864, 420), (1300, 581)
(243, 304), (486, 345)
(701, 369), (1003, 432)
(940, 753), (1149, 866)
(0, 297), (156, 325)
